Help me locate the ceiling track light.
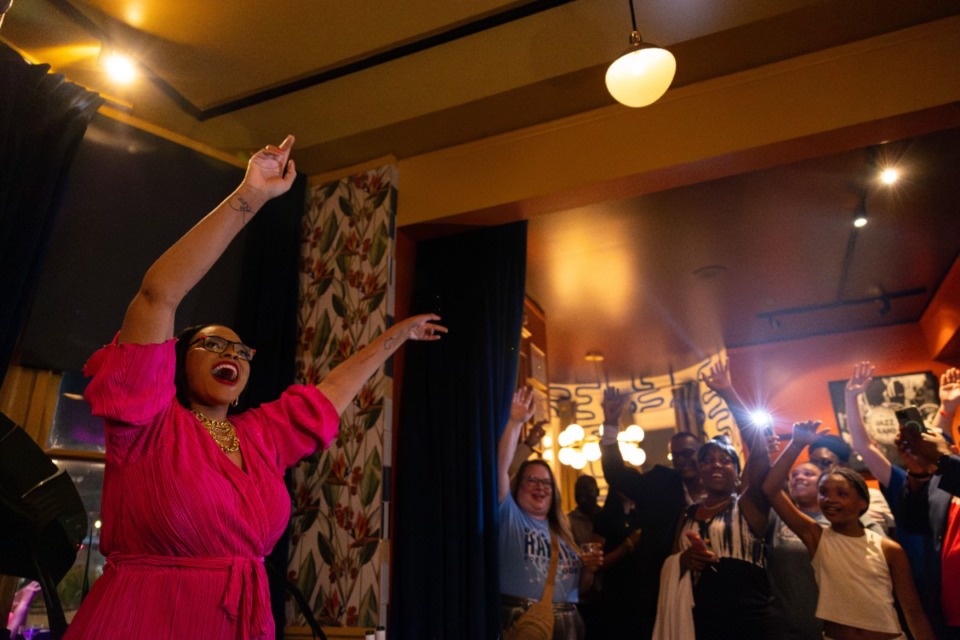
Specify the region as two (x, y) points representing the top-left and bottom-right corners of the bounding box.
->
(605, 0), (676, 108)
(853, 191), (868, 228)
(757, 287), (926, 326)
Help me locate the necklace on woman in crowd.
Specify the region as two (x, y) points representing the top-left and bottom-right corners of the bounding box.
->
(699, 495), (733, 517)
(191, 409), (240, 453)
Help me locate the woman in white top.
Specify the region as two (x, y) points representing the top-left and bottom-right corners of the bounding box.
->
(762, 420), (934, 640)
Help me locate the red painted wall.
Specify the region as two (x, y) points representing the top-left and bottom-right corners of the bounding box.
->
(728, 322), (949, 438)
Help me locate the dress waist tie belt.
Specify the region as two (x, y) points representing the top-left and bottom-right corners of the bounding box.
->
(107, 553), (270, 639)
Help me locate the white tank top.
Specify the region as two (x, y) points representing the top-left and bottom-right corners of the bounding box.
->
(811, 527), (902, 634)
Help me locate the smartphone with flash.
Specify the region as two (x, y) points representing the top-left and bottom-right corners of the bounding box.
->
(895, 406), (927, 434)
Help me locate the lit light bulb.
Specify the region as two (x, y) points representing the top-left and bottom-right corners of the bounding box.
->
(583, 441), (601, 462)
(627, 447), (647, 467)
(880, 168), (899, 184)
(853, 216), (868, 228)
(606, 45), (676, 108)
(624, 424), (645, 442)
(542, 434), (553, 448)
(570, 450), (587, 469)
(558, 447), (576, 466)
(567, 423), (584, 442)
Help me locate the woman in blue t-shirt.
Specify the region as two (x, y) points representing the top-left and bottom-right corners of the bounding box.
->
(497, 388), (602, 639)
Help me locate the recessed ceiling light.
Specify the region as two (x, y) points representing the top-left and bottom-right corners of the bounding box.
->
(100, 51), (137, 84)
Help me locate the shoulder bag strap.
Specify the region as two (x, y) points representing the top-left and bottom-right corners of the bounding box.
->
(539, 530), (559, 604)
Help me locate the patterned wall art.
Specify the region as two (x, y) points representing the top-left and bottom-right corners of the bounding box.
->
(288, 166), (397, 629)
(547, 350), (742, 469)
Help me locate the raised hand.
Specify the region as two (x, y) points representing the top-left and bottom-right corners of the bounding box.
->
(896, 438), (936, 475)
(602, 386), (628, 425)
(846, 361), (875, 396)
(241, 135), (297, 201)
(399, 314), (448, 341)
(510, 387), (536, 424)
(897, 426), (954, 466)
(791, 420), (825, 447)
(941, 368), (960, 415)
(701, 360), (733, 395)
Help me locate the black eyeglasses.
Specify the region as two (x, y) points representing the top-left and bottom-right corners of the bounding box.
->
(522, 476), (553, 490)
(189, 335), (256, 361)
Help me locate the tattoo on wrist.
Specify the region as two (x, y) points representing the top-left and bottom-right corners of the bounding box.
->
(230, 196), (253, 223)
(384, 337), (395, 350)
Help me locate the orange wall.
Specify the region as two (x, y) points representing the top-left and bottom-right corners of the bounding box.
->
(728, 322), (949, 438)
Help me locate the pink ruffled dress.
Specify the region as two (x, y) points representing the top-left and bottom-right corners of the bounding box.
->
(64, 338), (339, 640)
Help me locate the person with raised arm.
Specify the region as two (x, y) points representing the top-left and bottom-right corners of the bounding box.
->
(598, 386), (700, 639)
(498, 388), (602, 639)
(662, 360), (782, 640)
(930, 367), (960, 443)
(64, 136), (446, 640)
(844, 361), (953, 633)
(763, 421), (934, 640)
(897, 399), (960, 640)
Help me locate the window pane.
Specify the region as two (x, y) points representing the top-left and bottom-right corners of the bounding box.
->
(47, 371), (104, 453)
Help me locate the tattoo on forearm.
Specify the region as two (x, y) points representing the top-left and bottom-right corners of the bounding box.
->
(230, 196), (253, 223)
(384, 337), (395, 350)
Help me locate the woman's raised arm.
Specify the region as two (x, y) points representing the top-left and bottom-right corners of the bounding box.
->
(761, 421), (826, 555)
(316, 314), (446, 415)
(844, 362), (893, 486)
(497, 388), (535, 502)
(119, 136), (297, 344)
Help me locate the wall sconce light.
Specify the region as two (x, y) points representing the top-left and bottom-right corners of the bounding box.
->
(605, 0), (676, 108)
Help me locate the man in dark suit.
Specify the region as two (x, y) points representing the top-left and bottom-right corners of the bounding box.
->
(598, 388), (705, 639)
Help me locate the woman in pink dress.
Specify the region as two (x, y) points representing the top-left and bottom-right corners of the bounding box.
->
(64, 136), (446, 640)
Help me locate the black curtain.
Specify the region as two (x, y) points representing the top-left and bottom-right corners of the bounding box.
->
(231, 173), (308, 637)
(392, 222), (527, 639)
(0, 45), (103, 382)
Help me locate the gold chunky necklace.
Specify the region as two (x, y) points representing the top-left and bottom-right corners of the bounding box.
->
(191, 409), (240, 453)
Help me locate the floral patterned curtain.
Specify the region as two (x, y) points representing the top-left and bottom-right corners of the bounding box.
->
(288, 166), (397, 629)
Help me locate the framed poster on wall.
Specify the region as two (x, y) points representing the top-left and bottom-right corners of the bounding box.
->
(828, 370), (940, 469)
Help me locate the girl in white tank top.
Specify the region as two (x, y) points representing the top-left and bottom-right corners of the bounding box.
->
(761, 421), (935, 640)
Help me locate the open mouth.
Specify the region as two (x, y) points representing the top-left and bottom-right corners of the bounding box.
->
(212, 362), (240, 384)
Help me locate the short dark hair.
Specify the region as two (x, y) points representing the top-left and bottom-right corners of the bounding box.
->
(574, 475), (599, 506)
(671, 431), (702, 445)
(697, 437), (741, 475)
(810, 435), (852, 464)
